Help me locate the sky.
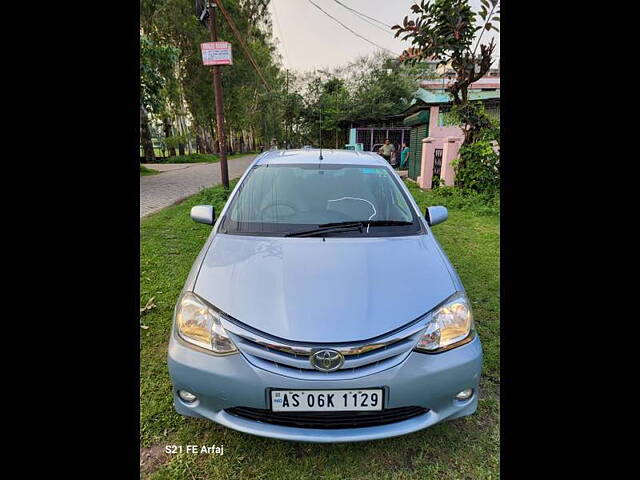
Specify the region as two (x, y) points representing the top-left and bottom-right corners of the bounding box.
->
(268, 0), (500, 73)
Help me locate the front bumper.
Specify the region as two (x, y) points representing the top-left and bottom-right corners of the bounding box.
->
(167, 330), (482, 443)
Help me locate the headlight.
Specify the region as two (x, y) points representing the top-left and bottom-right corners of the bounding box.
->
(415, 292), (474, 352)
(175, 292), (238, 354)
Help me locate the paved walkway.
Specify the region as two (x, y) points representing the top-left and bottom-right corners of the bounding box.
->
(140, 155), (257, 219)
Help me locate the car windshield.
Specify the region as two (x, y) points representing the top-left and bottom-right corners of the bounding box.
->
(219, 164), (422, 236)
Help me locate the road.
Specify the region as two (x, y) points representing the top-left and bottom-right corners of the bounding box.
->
(140, 155), (257, 219)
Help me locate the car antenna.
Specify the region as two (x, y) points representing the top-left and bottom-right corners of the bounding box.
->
(318, 104), (323, 160)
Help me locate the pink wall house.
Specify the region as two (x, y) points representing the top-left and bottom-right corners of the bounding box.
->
(402, 88), (499, 189)
(415, 106), (464, 190)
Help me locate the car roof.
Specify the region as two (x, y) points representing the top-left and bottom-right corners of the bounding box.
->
(255, 149), (388, 166)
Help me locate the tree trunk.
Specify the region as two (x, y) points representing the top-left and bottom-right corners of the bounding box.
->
(196, 127), (206, 154)
(163, 118), (177, 157)
(140, 105), (155, 162)
(174, 114), (186, 156)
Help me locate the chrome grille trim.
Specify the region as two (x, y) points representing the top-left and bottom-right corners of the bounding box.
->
(220, 316), (427, 379)
(240, 350), (415, 380)
(219, 317), (428, 356)
(230, 335), (311, 369)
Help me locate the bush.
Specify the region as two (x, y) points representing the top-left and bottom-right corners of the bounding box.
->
(443, 101), (500, 197)
(449, 102), (493, 142)
(164, 134), (186, 151)
(453, 140), (500, 196)
(152, 153), (218, 164)
(149, 151), (256, 164)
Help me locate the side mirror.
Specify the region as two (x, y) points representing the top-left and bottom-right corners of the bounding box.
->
(190, 205), (215, 225)
(425, 206), (448, 226)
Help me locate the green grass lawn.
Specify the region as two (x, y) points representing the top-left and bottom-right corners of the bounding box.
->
(140, 180), (500, 479)
(140, 165), (161, 176)
(143, 152), (258, 164)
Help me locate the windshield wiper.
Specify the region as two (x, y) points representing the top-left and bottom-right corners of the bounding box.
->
(361, 220), (414, 226)
(317, 220), (413, 228)
(285, 222), (364, 237)
(284, 220), (414, 237)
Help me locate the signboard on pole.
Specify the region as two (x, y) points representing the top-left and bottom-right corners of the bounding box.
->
(200, 42), (233, 66)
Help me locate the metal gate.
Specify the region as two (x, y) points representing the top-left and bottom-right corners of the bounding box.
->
(433, 148), (443, 177)
(355, 128), (409, 152)
(408, 124), (428, 180)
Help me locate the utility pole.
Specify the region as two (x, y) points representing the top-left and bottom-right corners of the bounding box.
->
(208, 1), (229, 189)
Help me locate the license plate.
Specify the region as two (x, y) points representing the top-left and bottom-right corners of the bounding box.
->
(270, 389), (383, 412)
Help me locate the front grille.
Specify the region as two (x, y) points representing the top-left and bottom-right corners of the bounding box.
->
(226, 406), (429, 429)
(219, 316), (427, 380)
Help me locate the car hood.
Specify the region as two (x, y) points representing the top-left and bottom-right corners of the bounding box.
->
(194, 234), (456, 343)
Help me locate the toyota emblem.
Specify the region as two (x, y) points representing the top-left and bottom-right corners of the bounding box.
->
(310, 349), (344, 372)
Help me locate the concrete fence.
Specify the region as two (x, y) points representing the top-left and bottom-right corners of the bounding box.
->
(413, 105), (465, 190)
(416, 135), (464, 190)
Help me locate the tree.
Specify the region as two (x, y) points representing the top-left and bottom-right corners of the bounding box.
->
(140, 34), (179, 161)
(293, 53), (427, 149)
(141, 0), (283, 155)
(348, 56), (416, 123)
(392, 0), (500, 143)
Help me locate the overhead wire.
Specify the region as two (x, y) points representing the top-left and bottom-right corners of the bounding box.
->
(271, 0), (291, 68)
(331, 0), (393, 34)
(306, 0), (399, 56)
(215, 0), (272, 91)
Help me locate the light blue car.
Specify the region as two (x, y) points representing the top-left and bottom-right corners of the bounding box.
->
(168, 149), (482, 442)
